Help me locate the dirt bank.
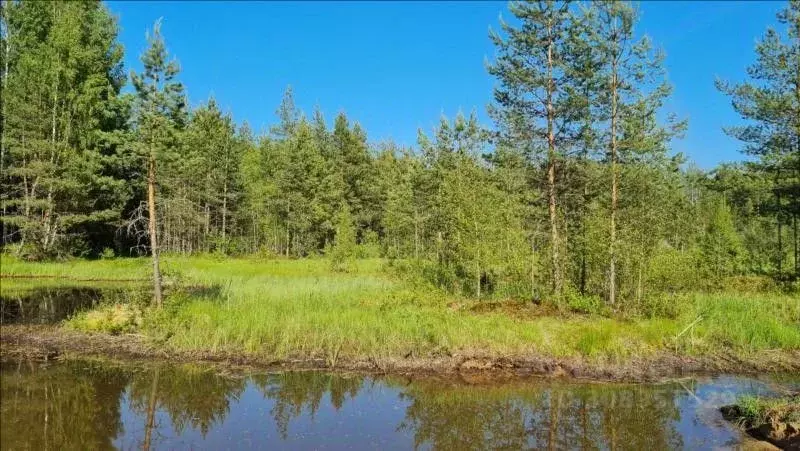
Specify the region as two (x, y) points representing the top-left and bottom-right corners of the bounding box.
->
(2, 325), (799, 382)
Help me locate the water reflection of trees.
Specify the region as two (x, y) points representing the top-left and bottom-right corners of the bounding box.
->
(0, 360), (130, 450)
(2, 360), (690, 450)
(250, 371), (364, 438)
(396, 380), (684, 450)
(128, 365), (246, 437)
(0, 286), (104, 324)
(127, 369), (364, 441)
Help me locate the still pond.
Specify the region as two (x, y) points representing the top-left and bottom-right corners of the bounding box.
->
(1, 358), (797, 450)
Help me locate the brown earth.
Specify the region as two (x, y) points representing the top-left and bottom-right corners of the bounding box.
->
(748, 422), (800, 450)
(2, 324), (799, 383)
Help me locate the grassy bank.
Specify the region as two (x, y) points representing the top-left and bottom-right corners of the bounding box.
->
(1, 255), (799, 369)
(734, 395), (800, 425)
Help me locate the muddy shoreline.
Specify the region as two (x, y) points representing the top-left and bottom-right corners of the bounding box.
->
(2, 324), (799, 383)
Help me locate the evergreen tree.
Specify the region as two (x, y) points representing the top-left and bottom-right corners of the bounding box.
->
(488, 0), (581, 297)
(701, 197), (745, 278)
(589, 0), (685, 304)
(717, 0), (800, 278)
(332, 113), (380, 239)
(1, 1), (129, 258)
(130, 18), (187, 306)
(183, 98), (240, 251)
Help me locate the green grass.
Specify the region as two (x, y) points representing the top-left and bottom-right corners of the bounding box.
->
(0, 255), (151, 279)
(67, 304), (143, 335)
(735, 395), (800, 425)
(2, 254), (799, 364)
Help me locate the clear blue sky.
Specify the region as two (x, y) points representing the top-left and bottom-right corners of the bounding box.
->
(106, 1), (784, 169)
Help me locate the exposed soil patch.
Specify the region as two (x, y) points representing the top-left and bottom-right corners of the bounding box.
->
(2, 324), (799, 383)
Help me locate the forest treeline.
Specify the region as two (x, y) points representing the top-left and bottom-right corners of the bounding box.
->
(1, 1), (798, 307)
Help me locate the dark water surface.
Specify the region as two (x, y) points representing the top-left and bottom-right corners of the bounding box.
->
(1, 359), (796, 450)
(0, 283), (150, 325)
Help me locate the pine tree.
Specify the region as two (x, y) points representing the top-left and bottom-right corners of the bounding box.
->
(130, 18), (187, 306)
(379, 145), (419, 258)
(589, 1), (685, 304)
(717, 0), (800, 278)
(488, 0), (580, 297)
(1, 1), (129, 257)
(332, 113), (380, 239)
(183, 98), (240, 251)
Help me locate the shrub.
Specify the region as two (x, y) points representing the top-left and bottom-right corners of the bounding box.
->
(646, 246), (703, 293)
(563, 285), (608, 315)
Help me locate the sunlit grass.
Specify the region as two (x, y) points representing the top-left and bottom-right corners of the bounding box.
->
(735, 394), (800, 425)
(2, 255), (798, 363)
(0, 254), (151, 280)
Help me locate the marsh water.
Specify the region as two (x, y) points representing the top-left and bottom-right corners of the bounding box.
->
(1, 359), (796, 450)
(0, 283), (150, 325)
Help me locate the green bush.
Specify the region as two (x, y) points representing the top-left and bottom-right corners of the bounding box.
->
(563, 285), (608, 315)
(646, 246), (703, 293)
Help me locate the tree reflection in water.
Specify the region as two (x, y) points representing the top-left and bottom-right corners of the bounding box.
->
(2, 359), (758, 450)
(0, 360), (129, 450)
(251, 371), (363, 439)
(127, 364), (246, 438)
(397, 380), (683, 450)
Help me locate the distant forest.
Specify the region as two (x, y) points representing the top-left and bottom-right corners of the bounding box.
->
(1, 1), (798, 305)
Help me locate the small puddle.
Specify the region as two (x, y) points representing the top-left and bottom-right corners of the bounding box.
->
(1, 358), (797, 450)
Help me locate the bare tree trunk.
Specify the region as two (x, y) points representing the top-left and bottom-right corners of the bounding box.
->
(148, 154), (163, 308)
(222, 137), (230, 243)
(42, 56), (58, 253)
(475, 219), (481, 298)
(580, 81), (592, 296)
(609, 65), (619, 306)
(545, 20), (562, 297)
